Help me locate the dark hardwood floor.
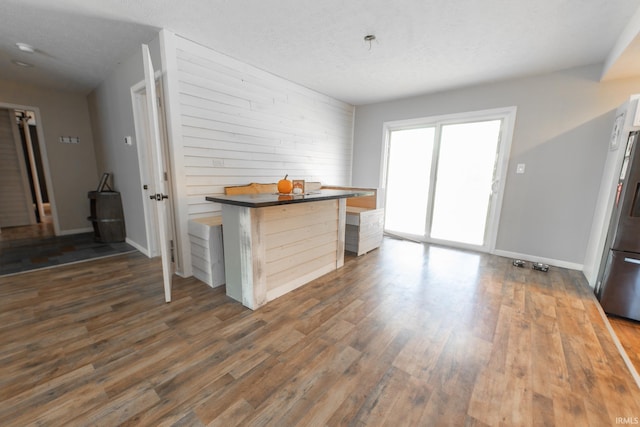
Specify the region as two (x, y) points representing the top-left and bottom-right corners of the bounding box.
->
(0, 222), (54, 241)
(0, 223), (135, 276)
(1, 237), (639, 426)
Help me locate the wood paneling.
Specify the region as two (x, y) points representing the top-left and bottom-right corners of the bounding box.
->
(323, 185), (379, 209)
(171, 36), (354, 220)
(263, 201), (338, 285)
(224, 183), (277, 195)
(1, 237), (639, 425)
(221, 200), (341, 309)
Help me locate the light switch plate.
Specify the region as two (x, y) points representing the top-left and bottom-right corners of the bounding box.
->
(124, 136), (132, 146)
(516, 163), (526, 174)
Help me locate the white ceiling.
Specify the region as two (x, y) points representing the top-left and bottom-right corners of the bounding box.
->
(0, 0), (639, 105)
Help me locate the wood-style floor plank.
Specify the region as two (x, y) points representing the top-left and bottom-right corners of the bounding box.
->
(1, 237), (639, 425)
(609, 316), (640, 374)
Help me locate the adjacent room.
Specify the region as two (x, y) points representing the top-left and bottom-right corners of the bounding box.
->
(1, 0), (640, 425)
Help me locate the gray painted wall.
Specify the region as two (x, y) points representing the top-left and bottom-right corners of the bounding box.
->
(352, 64), (640, 266)
(88, 36), (162, 253)
(0, 80), (98, 234)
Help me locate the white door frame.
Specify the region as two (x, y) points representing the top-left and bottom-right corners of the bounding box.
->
(380, 106), (517, 253)
(130, 73), (178, 267)
(0, 102), (59, 235)
(142, 43), (174, 302)
(131, 77), (159, 257)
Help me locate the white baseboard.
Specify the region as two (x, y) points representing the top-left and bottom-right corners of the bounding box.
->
(492, 249), (583, 271)
(175, 270), (189, 278)
(125, 238), (149, 257)
(57, 227), (93, 236)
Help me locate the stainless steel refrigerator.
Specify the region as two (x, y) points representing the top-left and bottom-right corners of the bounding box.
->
(598, 130), (640, 321)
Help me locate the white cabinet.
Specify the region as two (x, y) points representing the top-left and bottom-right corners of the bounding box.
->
(346, 207), (385, 256)
(188, 216), (225, 288)
(324, 186), (385, 256)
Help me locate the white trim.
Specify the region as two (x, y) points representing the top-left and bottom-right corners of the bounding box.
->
(7, 108), (37, 225)
(131, 87), (155, 256)
(492, 249), (583, 272)
(382, 106), (517, 130)
(349, 107), (356, 185)
(131, 75), (163, 258)
(126, 237), (150, 257)
(486, 108), (516, 253)
(160, 29), (191, 277)
(18, 114), (46, 221)
(385, 230), (495, 254)
(381, 106), (517, 254)
(583, 96), (640, 287)
(378, 128), (391, 190)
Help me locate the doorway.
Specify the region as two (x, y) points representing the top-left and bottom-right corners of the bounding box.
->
(382, 107), (516, 252)
(131, 76), (179, 270)
(0, 105), (55, 239)
(16, 110), (51, 225)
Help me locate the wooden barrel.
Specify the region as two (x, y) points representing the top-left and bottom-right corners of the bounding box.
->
(87, 191), (126, 242)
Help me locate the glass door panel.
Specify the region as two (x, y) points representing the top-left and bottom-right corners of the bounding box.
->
(430, 120), (502, 245)
(384, 128), (434, 236)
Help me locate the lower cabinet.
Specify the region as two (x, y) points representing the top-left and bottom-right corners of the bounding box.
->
(345, 207), (385, 256)
(188, 216), (225, 288)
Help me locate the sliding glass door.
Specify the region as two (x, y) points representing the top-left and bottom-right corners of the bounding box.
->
(383, 109), (514, 251)
(384, 127), (434, 236)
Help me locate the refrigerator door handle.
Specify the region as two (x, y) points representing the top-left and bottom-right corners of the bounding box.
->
(623, 257), (640, 265)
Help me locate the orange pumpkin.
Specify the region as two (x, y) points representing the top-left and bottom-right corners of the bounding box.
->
(277, 175), (293, 194)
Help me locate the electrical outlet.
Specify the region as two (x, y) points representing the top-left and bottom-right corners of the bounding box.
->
(516, 163), (526, 174)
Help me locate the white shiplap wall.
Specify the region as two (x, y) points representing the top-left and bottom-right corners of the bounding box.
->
(172, 36), (355, 219)
(160, 31), (355, 278)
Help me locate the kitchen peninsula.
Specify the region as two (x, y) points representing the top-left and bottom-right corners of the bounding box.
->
(206, 189), (372, 309)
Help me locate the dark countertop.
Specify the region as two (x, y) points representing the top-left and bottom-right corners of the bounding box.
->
(205, 189), (373, 208)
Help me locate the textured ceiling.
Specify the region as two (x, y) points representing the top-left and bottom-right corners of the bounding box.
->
(0, 0), (638, 105)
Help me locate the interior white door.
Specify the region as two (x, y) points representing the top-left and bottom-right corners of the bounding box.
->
(142, 44), (173, 302)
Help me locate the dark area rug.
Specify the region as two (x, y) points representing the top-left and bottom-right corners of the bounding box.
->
(0, 232), (136, 276)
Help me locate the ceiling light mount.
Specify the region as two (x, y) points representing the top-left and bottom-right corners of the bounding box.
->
(12, 59), (34, 68)
(364, 34), (376, 50)
(16, 42), (35, 53)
